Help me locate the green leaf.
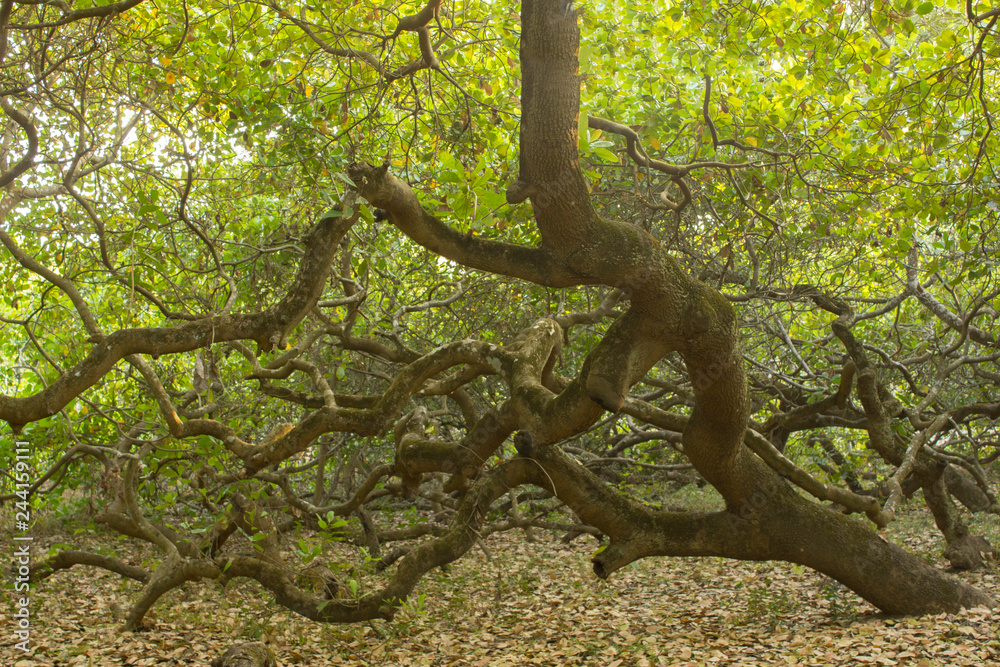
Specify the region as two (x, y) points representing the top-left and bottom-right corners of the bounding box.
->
(593, 147), (619, 163)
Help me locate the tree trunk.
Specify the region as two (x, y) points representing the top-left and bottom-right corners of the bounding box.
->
(349, 0), (997, 617)
(925, 476), (997, 570)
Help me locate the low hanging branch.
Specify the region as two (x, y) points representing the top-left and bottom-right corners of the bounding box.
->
(31, 550), (151, 584)
(620, 395), (891, 525)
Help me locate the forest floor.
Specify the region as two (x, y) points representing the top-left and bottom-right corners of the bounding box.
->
(1, 487), (997, 667)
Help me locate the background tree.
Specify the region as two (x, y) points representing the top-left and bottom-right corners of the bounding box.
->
(1, 0), (997, 633)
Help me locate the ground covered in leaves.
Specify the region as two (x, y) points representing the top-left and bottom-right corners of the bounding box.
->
(2, 491), (997, 666)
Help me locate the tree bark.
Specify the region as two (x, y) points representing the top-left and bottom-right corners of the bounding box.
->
(945, 464), (993, 513)
(925, 476), (997, 570)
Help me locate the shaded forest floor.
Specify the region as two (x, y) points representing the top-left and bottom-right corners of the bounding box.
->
(1, 489), (998, 666)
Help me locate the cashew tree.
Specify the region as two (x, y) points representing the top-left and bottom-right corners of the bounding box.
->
(1, 0), (997, 631)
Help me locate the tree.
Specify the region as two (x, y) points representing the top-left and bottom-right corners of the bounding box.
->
(1, 0), (997, 633)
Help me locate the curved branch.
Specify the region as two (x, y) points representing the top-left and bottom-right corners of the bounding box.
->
(256, 464), (395, 518)
(125, 554), (219, 630)
(587, 114), (754, 195)
(513, 433), (993, 613)
(882, 414), (952, 519)
(0, 98), (38, 187)
(553, 289), (624, 331)
(391, 0), (442, 36)
(620, 396), (888, 524)
(743, 427), (888, 525)
(907, 251), (997, 348)
(348, 161), (588, 287)
(219, 457), (537, 623)
(242, 338), (499, 472)
(32, 549), (150, 584)
(0, 218), (101, 335)
(280, 7), (383, 73)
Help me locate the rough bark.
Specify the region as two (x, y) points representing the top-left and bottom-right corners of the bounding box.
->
(945, 464), (993, 513)
(514, 433), (993, 614)
(925, 476), (997, 571)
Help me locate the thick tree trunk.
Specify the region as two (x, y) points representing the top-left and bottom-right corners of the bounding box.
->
(925, 476), (997, 570)
(509, 3), (993, 614)
(516, 435), (994, 614)
(350, 0), (997, 618)
(768, 479), (991, 612)
(945, 464), (993, 513)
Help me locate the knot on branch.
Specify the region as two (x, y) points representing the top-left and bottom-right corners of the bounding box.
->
(394, 406), (430, 491)
(505, 179), (536, 205)
(347, 161), (390, 190)
(513, 430), (535, 457)
(585, 373), (625, 413)
(591, 541), (637, 580)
